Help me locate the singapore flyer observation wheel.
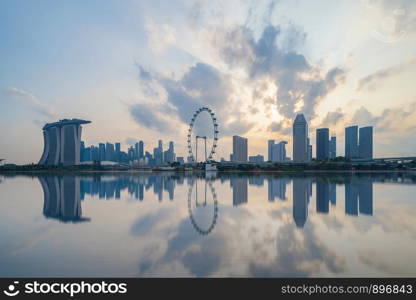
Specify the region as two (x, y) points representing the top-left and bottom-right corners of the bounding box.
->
(187, 107), (219, 163)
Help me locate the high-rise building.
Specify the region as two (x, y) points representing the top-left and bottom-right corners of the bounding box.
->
(98, 143), (106, 161)
(268, 140), (275, 162)
(293, 114), (309, 162)
(83, 147), (91, 162)
(128, 146), (135, 161)
(134, 142), (139, 160)
(329, 136), (336, 159)
(316, 128), (330, 161)
(115, 143), (121, 162)
(157, 140), (164, 164)
(105, 143), (115, 161)
(139, 141), (144, 158)
(359, 126), (373, 159)
(271, 141), (287, 162)
(91, 146), (99, 161)
(164, 141), (175, 163)
(38, 119), (91, 166)
(154, 147), (163, 165)
(232, 135), (248, 162)
(345, 125), (359, 159)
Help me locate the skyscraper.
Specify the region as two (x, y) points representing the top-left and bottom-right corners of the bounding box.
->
(164, 141), (175, 163)
(268, 140), (275, 162)
(316, 128), (330, 161)
(38, 119), (91, 166)
(134, 142), (139, 160)
(271, 141), (287, 162)
(359, 126), (373, 159)
(139, 141), (144, 158)
(293, 114), (309, 162)
(99, 143), (106, 161)
(115, 143), (121, 162)
(329, 136), (337, 159)
(105, 143), (115, 161)
(157, 140), (164, 164)
(345, 125), (359, 159)
(232, 135), (248, 162)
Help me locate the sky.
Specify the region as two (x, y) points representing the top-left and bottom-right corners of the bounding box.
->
(1, 0), (416, 164)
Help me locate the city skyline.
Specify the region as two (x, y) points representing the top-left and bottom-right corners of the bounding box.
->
(1, 1), (416, 164)
(32, 113), (377, 166)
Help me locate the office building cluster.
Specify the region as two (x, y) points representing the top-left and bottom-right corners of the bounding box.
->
(293, 114), (373, 161)
(80, 139), (180, 166)
(345, 126), (373, 159)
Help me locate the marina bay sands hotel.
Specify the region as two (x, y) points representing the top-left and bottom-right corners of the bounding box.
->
(38, 119), (91, 166)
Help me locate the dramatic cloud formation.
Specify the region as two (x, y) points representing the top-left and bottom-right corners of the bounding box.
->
(130, 62), (254, 137)
(216, 24), (346, 120)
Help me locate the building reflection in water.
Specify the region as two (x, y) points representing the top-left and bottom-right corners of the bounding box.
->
(268, 178), (289, 201)
(37, 173), (375, 228)
(316, 180), (329, 214)
(292, 178), (311, 228)
(345, 177), (373, 216)
(230, 177), (248, 206)
(39, 176), (90, 223)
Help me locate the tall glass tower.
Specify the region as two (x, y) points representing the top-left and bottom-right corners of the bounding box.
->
(293, 114), (309, 162)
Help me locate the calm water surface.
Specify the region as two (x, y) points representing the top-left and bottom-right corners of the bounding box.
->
(1, 172), (416, 277)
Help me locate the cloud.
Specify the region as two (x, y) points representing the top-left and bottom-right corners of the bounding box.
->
(145, 18), (176, 54)
(216, 24), (346, 120)
(249, 222), (346, 277)
(319, 109), (345, 127)
(268, 121), (283, 132)
(356, 60), (416, 91)
(133, 62), (253, 137)
(3, 87), (56, 119)
(129, 103), (173, 133)
(350, 102), (416, 132)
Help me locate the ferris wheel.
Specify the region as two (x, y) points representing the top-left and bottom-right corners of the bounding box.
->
(187, 107), (219, 163)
